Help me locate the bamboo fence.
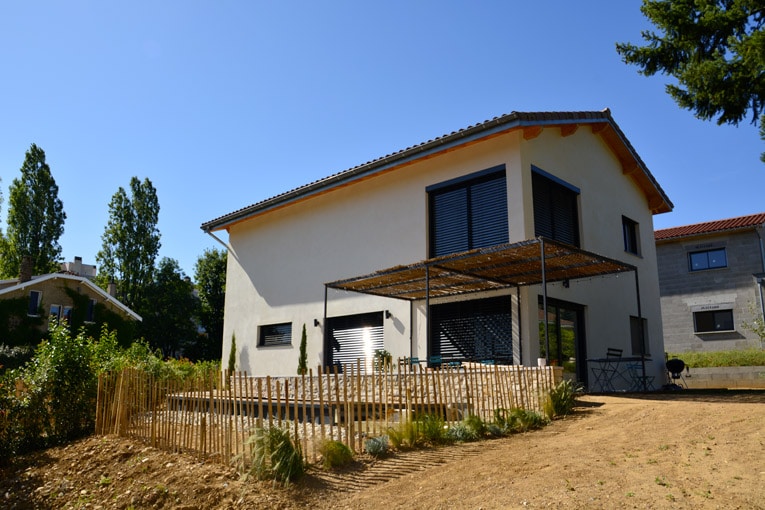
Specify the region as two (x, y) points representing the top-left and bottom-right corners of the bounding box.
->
(95, 362), (562, 467)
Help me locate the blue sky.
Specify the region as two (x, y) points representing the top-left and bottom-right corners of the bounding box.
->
(1, 1), (763, 279)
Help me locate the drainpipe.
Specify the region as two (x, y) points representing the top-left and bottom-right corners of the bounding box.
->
(755, 226), (765, 322)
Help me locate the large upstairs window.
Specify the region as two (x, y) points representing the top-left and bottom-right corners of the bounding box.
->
(428, 166), (508, 257)
(532, 167), (580, 247)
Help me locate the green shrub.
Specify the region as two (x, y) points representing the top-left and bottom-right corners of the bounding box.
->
(318, 439), (353, 469)
(246, 426), (305, 484)
(364, 435), (389, 457)
(544, 379), (581, 420)
(418, 414), (449, 445)
(30, 324), (98, 442)
(446, 422), (479, 442)
(463, 414), (487, 438)
(494, 407), (547, 434)
(486, 423), (504, 438)
(387, 417), (422, 449)
(666, 349), (765, 368)
(374, 349), (392, 371)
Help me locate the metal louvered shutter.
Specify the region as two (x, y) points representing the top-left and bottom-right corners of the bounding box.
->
(429, 168), (508, 257)
(326, 312), (384, 373)
(429, 296), (513, 363)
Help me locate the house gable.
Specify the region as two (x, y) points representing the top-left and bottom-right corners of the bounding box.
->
(202, 109), (672, 235)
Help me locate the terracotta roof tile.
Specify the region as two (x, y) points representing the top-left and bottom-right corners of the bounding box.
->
(655, 212), (765, 241)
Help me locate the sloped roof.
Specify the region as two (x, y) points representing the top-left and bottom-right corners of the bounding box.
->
(655, 212), (765, 241)
(0, 273), (142, 321)
(202, 109), (672, 233)
(326, 237), (636, 301)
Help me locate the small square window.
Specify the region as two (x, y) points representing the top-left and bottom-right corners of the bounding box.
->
(693, 309), (734, 333)
(259, 323), (292, 347)
(689, 248), (727, 271)
(622, 216), (640, 255)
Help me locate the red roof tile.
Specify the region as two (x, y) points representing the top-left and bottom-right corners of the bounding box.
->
(655, 212), (765, 241)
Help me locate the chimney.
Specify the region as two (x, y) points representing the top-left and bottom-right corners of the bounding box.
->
(19, 255), (33, 283)
(107, 280), (117, 297)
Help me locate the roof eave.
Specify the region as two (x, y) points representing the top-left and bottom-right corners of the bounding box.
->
(202, 109), (673, 231)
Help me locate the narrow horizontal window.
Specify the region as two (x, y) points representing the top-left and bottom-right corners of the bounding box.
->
(693, 309), (734, 333)
(688, 248), (727, 272)
(259, 323), (292, 347)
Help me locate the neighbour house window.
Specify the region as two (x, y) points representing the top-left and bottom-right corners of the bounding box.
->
(28, 290), (42, 316)
(630, 315), (649, 355)
(428, 166), (508, 257)
(49, 304), (62, 329)
(532, 167), (580, 247)
(688, 248), (727, 272)
(693, 309), (734, 333)
(63, 306), (73, 323)
(86, 299), (96, 322)
(259, 323), (293, 347)
(622, 216), (640, 255)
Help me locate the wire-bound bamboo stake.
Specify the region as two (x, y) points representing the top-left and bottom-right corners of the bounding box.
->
(333, 364), (341, 443)
(355, 359), (363, 453)
(343, 363), (351, 452)
(300, 372), (307, 459)
(356, 359), (363, 453)
(317, 365), (326, 445)
(308, 368), (316, 462)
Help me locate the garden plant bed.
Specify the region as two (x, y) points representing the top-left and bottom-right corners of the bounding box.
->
(2, 390), (763, 509)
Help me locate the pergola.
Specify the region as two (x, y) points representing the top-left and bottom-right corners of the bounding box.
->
(324, 237), (645, 388)
(324, 237), (646, 376)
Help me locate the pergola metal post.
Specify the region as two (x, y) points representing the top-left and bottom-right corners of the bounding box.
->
(634, 269), (647, 390)
(516, 285), (522, 365)
(424, 265), (430, 360)
(540, 237), (549, 364)
(323, 284), (328, 368)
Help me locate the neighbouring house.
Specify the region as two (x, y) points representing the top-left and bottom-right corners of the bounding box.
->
(655, 213), (765, 353)
(201, 109), (673, 391)
(0, 258), (141, 349)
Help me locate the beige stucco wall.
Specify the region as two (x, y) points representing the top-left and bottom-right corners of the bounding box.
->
(223, 125), (667, 384)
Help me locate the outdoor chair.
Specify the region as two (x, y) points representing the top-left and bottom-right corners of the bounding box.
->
(590, 347), (623, 392)
(626, 362), (655, 392)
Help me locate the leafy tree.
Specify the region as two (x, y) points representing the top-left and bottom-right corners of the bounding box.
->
(193, 248), (227, 360)
(616, 0), (765, 161)
(2, 144), (66, 277)
(97, 177), (161, 310)
(139, 257), (200, 358)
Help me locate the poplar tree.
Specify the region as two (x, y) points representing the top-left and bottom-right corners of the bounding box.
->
(2, 144), (66, 277)
(97, 177), (160, 310)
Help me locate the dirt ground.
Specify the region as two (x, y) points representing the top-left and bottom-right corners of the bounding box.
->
(2, 390), (763, 509)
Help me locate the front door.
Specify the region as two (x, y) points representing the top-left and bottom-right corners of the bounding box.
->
(538, 297), (587, 385)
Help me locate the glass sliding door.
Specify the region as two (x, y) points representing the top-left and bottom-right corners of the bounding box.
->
(538, 297), (587, 384)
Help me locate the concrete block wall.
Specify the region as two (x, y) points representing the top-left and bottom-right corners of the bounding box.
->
(657, 230), (764, 353)
(679, 366), (765, 389)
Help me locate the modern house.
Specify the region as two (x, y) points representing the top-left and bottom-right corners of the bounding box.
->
(202, 109), (673, 391)
(655, 213), (765, 353)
